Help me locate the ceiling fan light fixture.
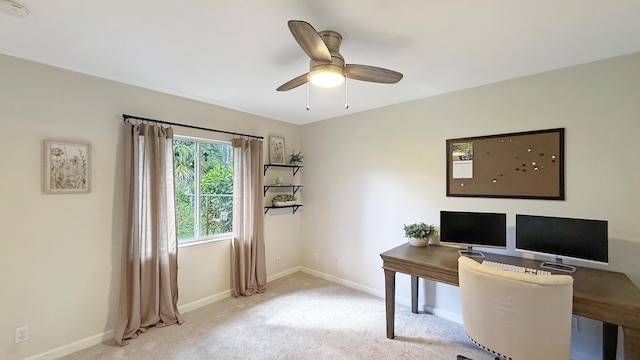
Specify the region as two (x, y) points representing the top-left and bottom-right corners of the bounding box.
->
(277, 21), (402, 92)
(309, 69), (344, 88)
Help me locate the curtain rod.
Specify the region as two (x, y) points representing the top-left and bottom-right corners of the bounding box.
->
(122, 114), (263, 140)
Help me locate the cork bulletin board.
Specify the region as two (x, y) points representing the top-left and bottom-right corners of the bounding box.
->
(446, 128), (565, 200)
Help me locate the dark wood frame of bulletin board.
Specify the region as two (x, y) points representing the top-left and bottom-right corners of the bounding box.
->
(446, 128), (565, 200)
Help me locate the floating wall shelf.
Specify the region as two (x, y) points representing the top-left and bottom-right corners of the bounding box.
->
(264, 204), (303, 214)
(264, 164), (303, 176)
(263, 184), (303, 196)
(264, 163), (303, 215)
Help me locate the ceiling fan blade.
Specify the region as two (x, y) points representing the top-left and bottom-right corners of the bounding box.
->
(288, 20), (332, 62)
(277, 73), (309, 91)
(345, 64), (403, 84)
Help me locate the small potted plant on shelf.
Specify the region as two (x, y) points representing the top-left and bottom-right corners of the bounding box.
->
(403, 222), (437, 247)
(272, 194), (297, 207)
(289, 151), (304, 166)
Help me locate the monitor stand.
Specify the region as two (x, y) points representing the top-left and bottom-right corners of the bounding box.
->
(540, 257), (576, 273)
(458, 246), (485, 259)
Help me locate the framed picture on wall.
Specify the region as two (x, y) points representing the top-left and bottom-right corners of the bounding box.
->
(43, 140), (91, 194)
(269, 136), (285, 165)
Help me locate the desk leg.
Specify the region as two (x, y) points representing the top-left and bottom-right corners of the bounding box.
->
(603, 322), (617, 360)
(411, 275), (419, 314)
(624, 326), (640, 360)
(384, 269), (396, 339)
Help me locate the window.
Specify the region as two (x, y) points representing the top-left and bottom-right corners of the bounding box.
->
(174, 137), (233, 244)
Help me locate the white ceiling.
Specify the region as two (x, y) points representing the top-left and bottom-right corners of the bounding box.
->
(2, 0), (640, 125)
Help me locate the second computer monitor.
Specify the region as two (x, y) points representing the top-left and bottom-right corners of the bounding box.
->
(440, 210), (507, 258)
(515, 214), (608, 272)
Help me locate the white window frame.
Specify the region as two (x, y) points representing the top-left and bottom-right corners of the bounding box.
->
(174, 135), (233, 247)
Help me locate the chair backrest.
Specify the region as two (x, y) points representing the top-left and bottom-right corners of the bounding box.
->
(458, 256), (574, 360)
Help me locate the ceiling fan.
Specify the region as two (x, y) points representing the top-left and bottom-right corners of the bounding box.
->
(277, 20), (403, 92)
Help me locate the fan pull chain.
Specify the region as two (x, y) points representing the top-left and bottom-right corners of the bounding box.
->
(344, 75), (349, 109)
(306, 82), (310, 111)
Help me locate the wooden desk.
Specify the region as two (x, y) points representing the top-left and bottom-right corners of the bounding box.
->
(381, 243), (640, 360)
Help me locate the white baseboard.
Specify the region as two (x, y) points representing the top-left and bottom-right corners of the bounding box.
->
(180, 267), (306, 314)
(267, 266), (304, 282)
(24, 266), (460, 360)
(299, 267), (385, 298)
(24, 330), (114, 360)
(423, 304), (463, 324)
(299, 267), (462, 323)
(178, 289), (232, 313)
(299, 270), (613, 360)
(23, 268), (304, 360)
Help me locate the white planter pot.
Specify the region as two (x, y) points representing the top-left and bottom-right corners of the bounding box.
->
(408, 237), (430, 247)
(273, 200), (296, 207)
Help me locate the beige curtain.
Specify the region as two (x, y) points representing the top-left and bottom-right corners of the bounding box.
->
(115, 122), (183, 345)
(231, 138), (266, 296)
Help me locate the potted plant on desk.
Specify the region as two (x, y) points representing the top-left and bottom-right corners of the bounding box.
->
(403, 222), (437, 247)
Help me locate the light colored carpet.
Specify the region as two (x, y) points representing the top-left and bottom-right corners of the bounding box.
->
(60, 272), (494, 359)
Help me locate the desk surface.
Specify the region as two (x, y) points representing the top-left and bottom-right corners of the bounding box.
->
(380, 243), (640, 329)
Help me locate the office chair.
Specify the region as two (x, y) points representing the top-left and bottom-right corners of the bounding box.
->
(457, 256), (574, 360)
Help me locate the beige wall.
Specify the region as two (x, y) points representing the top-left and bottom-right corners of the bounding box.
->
(300, 52), (640, 359)
(0, 54), (302, 360)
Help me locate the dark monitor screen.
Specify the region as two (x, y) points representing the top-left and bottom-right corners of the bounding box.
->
(515, 214), (608, 264)
(440, 211), (507, 249)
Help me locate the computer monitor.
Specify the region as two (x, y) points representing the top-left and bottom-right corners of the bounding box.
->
(440, 211), (507, 258)
(515, 214), (608, 273)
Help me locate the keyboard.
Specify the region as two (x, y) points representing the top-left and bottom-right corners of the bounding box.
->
(482, 260), (551, 275)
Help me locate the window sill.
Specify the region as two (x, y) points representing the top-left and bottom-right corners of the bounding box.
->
(178, 235), (232, 248)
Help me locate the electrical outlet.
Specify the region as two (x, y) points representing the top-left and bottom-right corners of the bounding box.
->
(15, 326), (28, 344)
(313, 253), (318, 261)
(276, 256), (281, 264)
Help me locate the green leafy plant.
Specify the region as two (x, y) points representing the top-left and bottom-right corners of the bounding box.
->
(403, 222), (436, 238)
(273, 194), (296, 202)
(289, 151), (304, 165)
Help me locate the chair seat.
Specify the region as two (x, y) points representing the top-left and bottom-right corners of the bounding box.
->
(457, 256), (574, 360)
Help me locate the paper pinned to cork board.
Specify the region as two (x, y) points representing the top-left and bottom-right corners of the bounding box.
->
(452, 142), (473, 179)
